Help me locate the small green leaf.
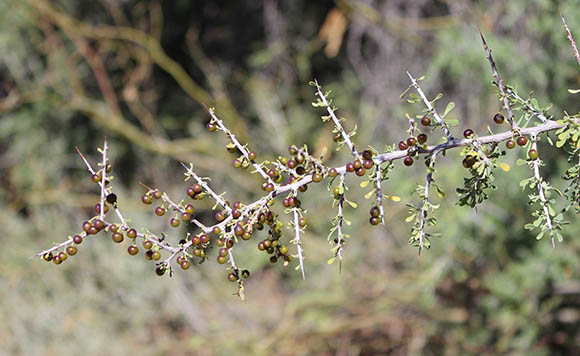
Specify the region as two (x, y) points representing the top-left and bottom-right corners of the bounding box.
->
(327, 257), (336, 264)
(347, 200), (358, 209)
(405, 214), (416, 223)
(442, 101), (455, 118)
(360, 181), (370, 188)
(364, 191), (374, 200)
(445, 119), (459, 127)
(536, 231), (544, 240)
(568, 88), (580, 94)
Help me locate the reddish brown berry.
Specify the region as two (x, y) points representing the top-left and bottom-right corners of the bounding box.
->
(369, 217), (380, 225)
(463, 129), (474, 138)
(143, 240), (153, 250)
(248, 151), (257, 161)
(112, 232), (124, 243)
(370, 206), (380, 218)
(206, 122), (217, 132)
(421, 116), (431, 126)
(398, 141), (408, 150)
(43, 253), (53, 262)
(493, 113), (505, 124)
(180, 260), (191, 270)
(66, 246), (77, 256)
(155, 206), (166, 216)
(362, 150), (373, 160)
(142, 194), (152, 204)
(170, 218), (180, 227)
(73, 235), (83, 245)
(506, 139), (516, 149)
(407, 137), (417, 146)
(517, 136), (528, 146)
(152, 190), (162, 199)
(87, 226), (98, 235)
(155, 266), (165, 276)
(355, 167), (366, 176)
(127, 228), (137, 239)
(128, 245), (139, 256)
(417, 133), (428, 144)
(312, 172), (323, 183)
(403, 157), (414, 166)
(346, 162), (355, 172)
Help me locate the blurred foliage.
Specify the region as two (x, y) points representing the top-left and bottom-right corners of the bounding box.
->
(1, 0), (579, 355)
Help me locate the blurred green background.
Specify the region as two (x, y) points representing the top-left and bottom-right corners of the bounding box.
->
(1, 0), (579, 355)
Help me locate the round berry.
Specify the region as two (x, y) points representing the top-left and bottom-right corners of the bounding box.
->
(287, 159), (297, 169)
(155, 266), (165, 276)
(333, 132), (341, 142)
(353, 160), (362, 170)
(94, 203), (109, 214)
(93, 219), (105, 231)
(170, 218), (180, 228)
(355, 167), (366, 176)
(206, 122), (217, 132)
(112, 232), (124, 243)
(269, 256), (278, 264)
(92, 173), (101, 183)
(369, 217), (380, 225)
(298, 217), (307, 227)
(241, 270), (250, 279)
(128, 245), (139, 256)
(186, 187), (196, 197)
(200, 234), (210, 244)
(152, 190), (162, 199)
(87, 226), (98, 235)
(143, 240), (153, 250)
(493, 113), (505, 124)
(53, 255), (62, 265)
(421, 116), (431, 126)
(127, 228), (137, 239)
(155, 206), (166, 216)
(370, 206), (380, 218)
(142, 194), (152, 204)
(180, 260), (190, 270)
(228, 273), (238, 282)
(192, 184), (203, 194)
(58, 251), (68, 262)
(82, 221), (92, 232)
(403, 157), (414, 166)
(362, 150), (373, 160)
(151, 251), (161, 261)
(184, 204), (194, 215)
(43, 252), (54, 261)
(66, 246), (78, 256)
(106, 193), (117, 204)
(191, 235), (201, 245)
(217, 255), (227, 264)
(312, 172), (323, 183)
(506, 139), (516, 149)
(264, 183), (275, 192)
(462, 156), (476, 169)
(417, 133), (428, 144)
(407, 137), (417, 146)
(463, 129), (474, 138)
(181, 212), (191, 221)
(517, 136), (528, 146)
(346, 163), (355, 172)
(363, 160), (374, 169)
(73, 235), (83, 245)
(398, 141), (408, 150)
(528, 149), (539, 160)
(248, 151), (257, 161)
(279, 245), (289, 254)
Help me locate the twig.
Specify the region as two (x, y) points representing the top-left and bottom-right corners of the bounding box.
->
(373, 162), (385, 225)
(529, 135), (555, 247)
(417, 153), (437, 255)
(205, 106), (275, 185)
(99, 137), (108, 221)
(561, 13), (580, 67)
(406, 71), (454, 141)
(479, 31), (519, 131)
(292, 189), (306, 280)
(314, 80), (359, 159)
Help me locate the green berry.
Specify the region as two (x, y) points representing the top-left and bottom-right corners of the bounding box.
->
(528, 149), (539, 160)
